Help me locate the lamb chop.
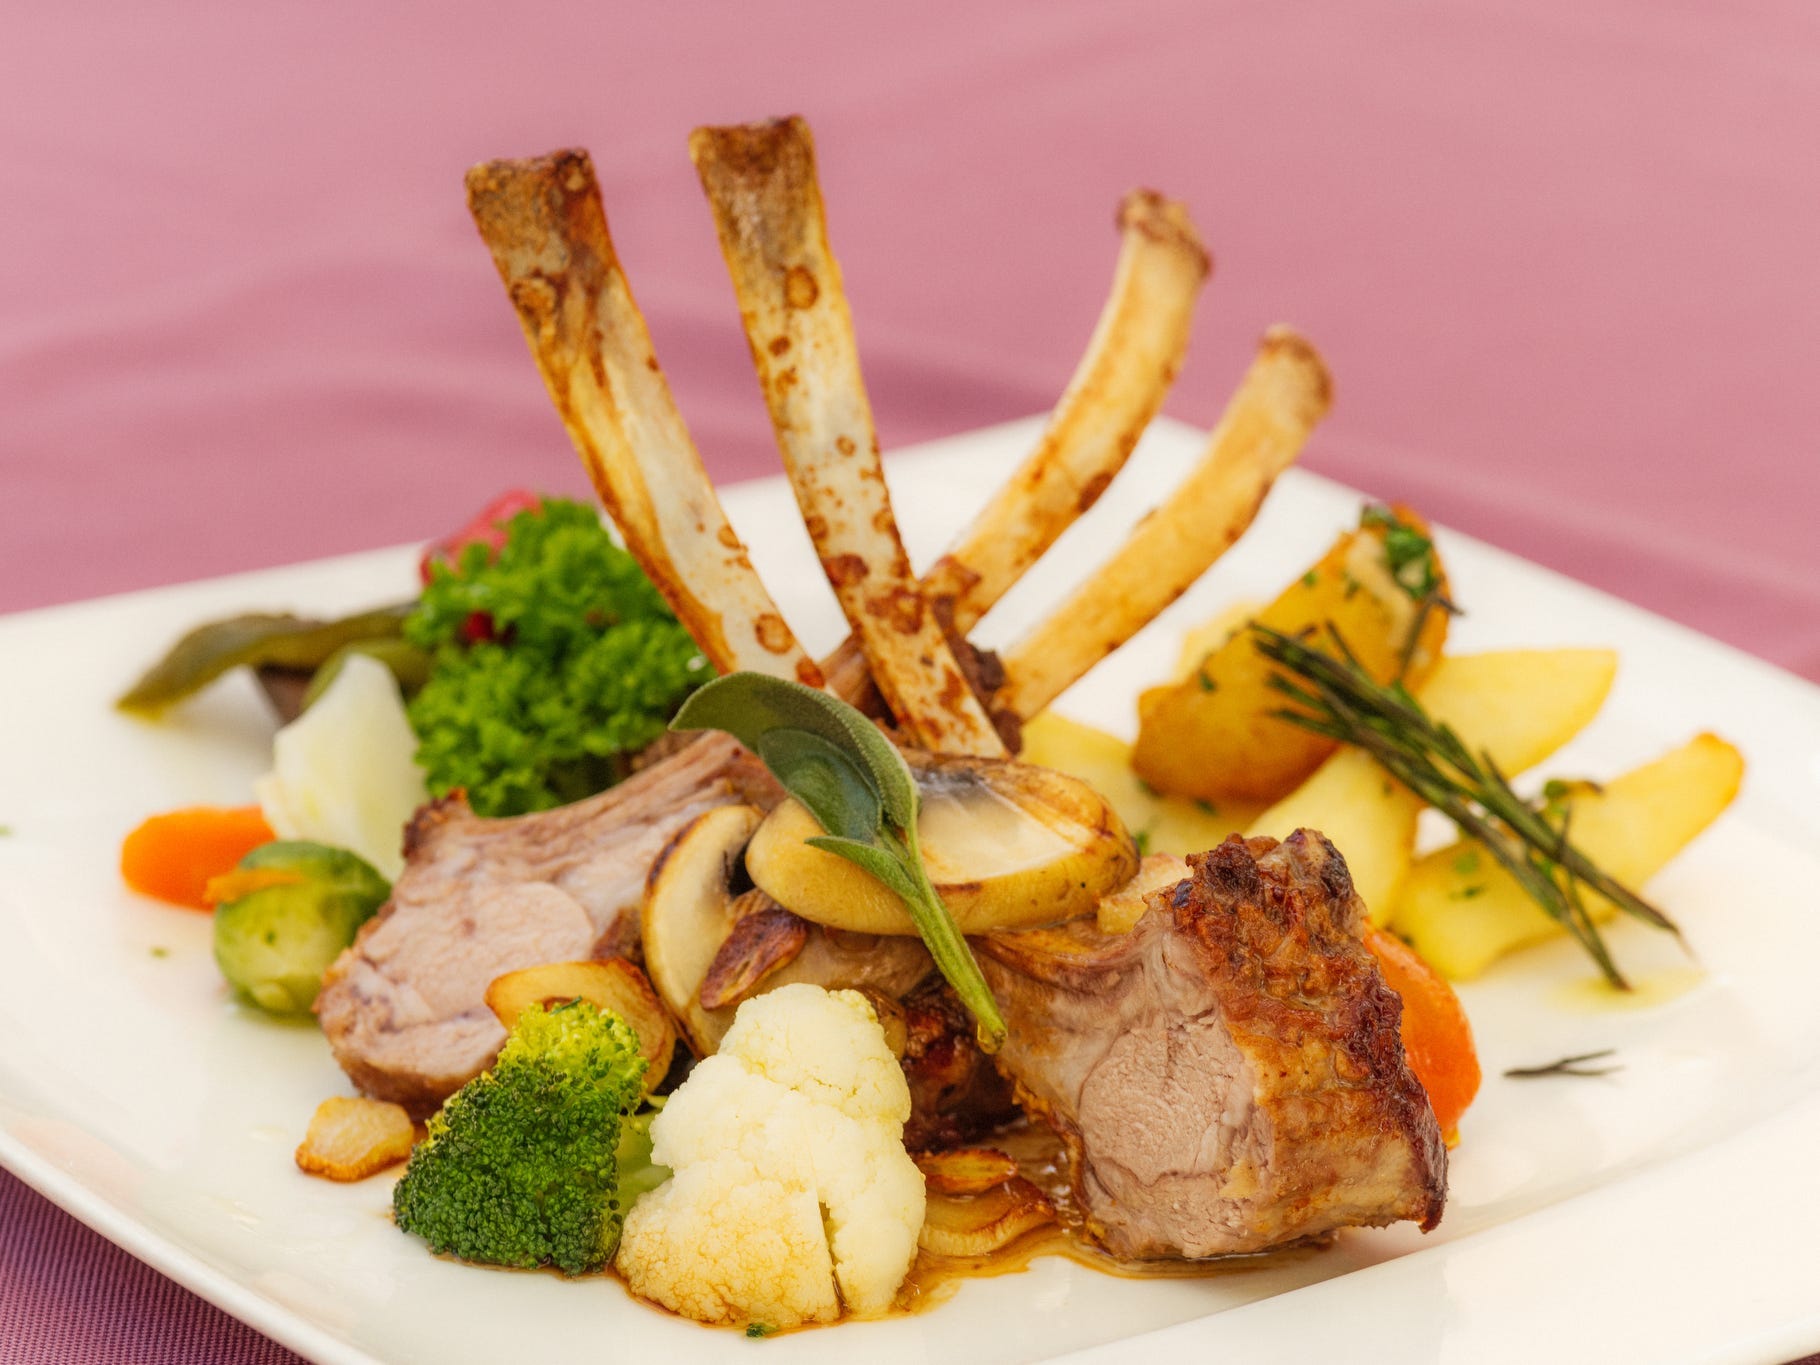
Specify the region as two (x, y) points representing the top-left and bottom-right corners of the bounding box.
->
(318, 123), (1226, 1110)
(677, 120), (1442, 1256)
(980, 832), (1445, 1257)
(315, 120), (1445, 1263)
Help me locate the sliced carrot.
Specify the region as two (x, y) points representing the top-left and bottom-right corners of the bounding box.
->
(203, 866), (306, 906)
(121, 805), (276, 911)
(1364, 924), (1481, 1146)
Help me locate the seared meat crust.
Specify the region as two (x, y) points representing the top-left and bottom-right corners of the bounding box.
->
(979, 830), (1445, 1258)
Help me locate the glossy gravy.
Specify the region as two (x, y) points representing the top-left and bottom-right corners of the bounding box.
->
(897, 1122), (1325, 1315)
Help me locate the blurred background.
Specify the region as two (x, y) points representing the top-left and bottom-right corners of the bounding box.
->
(6, 2), (1818, 679)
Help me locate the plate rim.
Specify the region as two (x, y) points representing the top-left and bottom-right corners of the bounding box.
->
(4, 413), (1819, 1365)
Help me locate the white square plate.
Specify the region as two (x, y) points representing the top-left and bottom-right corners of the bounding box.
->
(3, 417), (1818, 1365)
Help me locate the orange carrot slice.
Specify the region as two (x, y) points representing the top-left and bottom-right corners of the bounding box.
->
(1365, 923), (1481, 1146)
(121, 805), (276, 910)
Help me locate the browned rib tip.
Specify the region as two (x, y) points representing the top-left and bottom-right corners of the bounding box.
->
(1118, 188), (1213, 279)
(689, 116), (813, 176)
(1261, 324), (1335, 422)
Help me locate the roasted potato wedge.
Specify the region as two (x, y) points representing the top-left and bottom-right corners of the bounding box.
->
(1418, 648), (1618, 773)
(485, 958), (676, 1094)
(1132, 505), (1450, 804)
(1020, 712), (1261, 857)
(1248, 647), (1620, 923)
(1390, 732), (1744, 979)
(295, 1096), (415, 1182)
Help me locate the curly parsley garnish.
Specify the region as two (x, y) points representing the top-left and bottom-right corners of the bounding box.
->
(405, 498), (711, 816)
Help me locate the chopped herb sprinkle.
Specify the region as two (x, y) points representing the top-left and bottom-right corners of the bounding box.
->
(1504, 1049), (1621, 1079)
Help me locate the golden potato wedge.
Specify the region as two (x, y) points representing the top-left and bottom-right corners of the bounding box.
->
(1132, 505), (1450, 804)
(1020, 712), (1261, 857)
(1390, 733), (1744, 979)
(1250, 748), (1422, 923)
(1246, 647), (1620, 924)
(1171, 600), (1261, 683)
(486, 959), (676, 1094)
(295, 1096), (415, 1182)
(1419, 648), (1618, 774)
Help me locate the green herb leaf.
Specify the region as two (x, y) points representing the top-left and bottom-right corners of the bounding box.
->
(672, 673), (916, 829)
(753, 730), (879, 842)
(805, 835), (922, 903)
(1504, 1048), (1621, 1079)
(672, 672), (1007, 1052)
(118, 604), (415, 716)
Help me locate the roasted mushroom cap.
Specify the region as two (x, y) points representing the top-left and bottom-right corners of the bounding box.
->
(639, 804), (765, 1055)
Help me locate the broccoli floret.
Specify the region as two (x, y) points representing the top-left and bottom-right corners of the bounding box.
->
(392, 1000), (662, 1275)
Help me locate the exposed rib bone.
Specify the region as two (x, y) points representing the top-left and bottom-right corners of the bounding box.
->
(995, 327), (1332, 720)
(690, 117), (1005, 758)
(924, 190), (1211, 636)
(465, 150), (823, 685)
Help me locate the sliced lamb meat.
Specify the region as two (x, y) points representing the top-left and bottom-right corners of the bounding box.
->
(977, 829), (1446, 1259)
(316, 732), (756, 1113)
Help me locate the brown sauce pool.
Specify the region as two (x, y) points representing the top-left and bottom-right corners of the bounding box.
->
(897, 1122), (1324, 1316)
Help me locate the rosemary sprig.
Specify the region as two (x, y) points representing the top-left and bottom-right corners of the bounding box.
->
(1504, 1048), (1622, 1079)
(1251, 624), (1680, 989)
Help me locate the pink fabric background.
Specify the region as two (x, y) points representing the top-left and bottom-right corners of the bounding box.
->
(3, 2), (1818, 1360)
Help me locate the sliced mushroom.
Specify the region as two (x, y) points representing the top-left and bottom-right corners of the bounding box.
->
(639, 804), (765, 1055)
(744, 753), (1137, 935)
(697, 903), (811, 1011)
(918, 1175), (1057, 1258)
(483, 958), (677, 1095)
(915, 1146), (1023, 1198)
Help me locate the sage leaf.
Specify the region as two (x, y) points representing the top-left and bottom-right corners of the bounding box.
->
(754, 730), (879, 842)
(805, 835), (922, 904)
(672, 674), (918, 829)
(671, 671), (1008, 1052)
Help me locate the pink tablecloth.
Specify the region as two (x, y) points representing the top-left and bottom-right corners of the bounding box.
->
(4, 3), (1818, 1361)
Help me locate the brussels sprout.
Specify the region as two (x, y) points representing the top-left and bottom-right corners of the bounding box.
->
(212, 841), (389, 1014)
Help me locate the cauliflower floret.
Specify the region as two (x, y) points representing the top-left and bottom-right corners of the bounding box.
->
(616, 984), (925, 1327)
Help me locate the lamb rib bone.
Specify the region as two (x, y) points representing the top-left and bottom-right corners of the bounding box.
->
(923, 189), (1212, 636)
(465, 150), (823, 685)
(320, 155), (1195, 1108)
(995, 326), (1333, 720)
(690, 116), (1004, 757)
